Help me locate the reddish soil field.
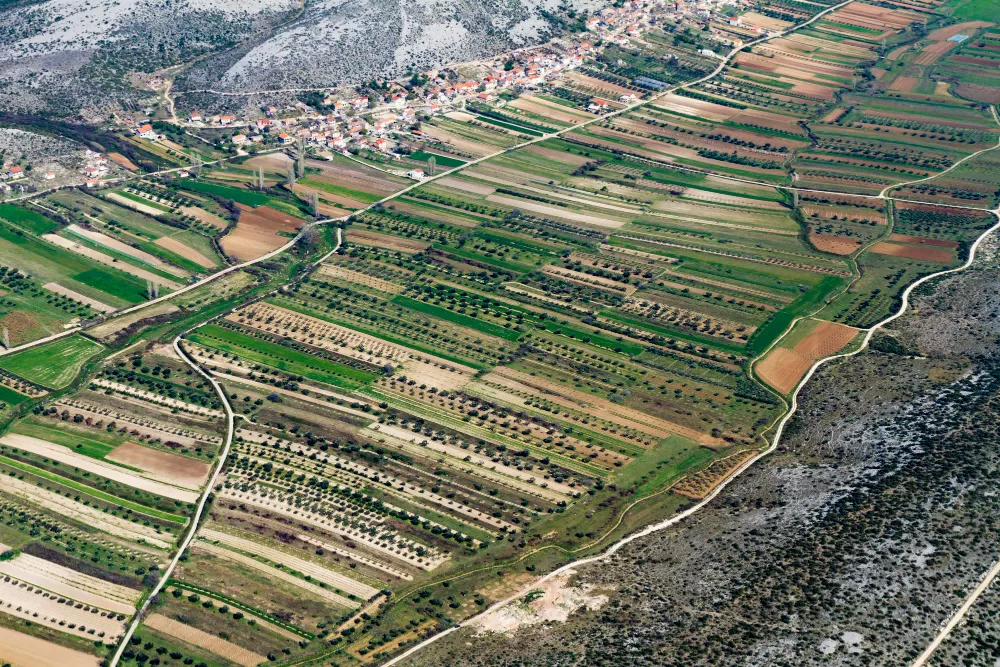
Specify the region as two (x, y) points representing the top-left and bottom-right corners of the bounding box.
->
(955, 83), (1000, 103)
(108, 152), (139, 171)
(951, 55), (1000, 67)
(758, 320), (858, 393)
(870, 241), (953, 262)
(796, 320), (859, 358)
(757, 348), (813, 395)
(219, 204), (301, 262)
(890, 76), (918, 92)
(887, 233), (959, 248)
(810, 233), (861, 255)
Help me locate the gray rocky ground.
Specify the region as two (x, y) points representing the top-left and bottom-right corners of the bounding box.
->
(405, 234), (1000, 666)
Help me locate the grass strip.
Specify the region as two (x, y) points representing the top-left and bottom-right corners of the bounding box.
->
(0, 454), (188, 524)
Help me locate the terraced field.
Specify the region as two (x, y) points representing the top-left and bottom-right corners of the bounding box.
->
(0, 0), (994, 665)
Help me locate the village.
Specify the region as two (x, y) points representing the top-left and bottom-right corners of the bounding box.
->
(0, 0), (769, 195)
(121, 0), (758, 178)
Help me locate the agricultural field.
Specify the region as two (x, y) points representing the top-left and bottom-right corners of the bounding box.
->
(0, 0), (994, 664)
(0, 339), (227, 663)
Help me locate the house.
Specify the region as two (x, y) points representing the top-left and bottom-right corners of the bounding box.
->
(137, 123), (157, 139)
(588, 98), (610, 113)
(266, 105), (278, 117)
(84, 178), (100, 188)
(391, 93), (407, 109)
(277, 132), (293, 145)
(352, 96), (369, 110)
(43, 171), (55, 180)
(619, 93), (638, 103)
(188, 113), (203, 122)
(177, 170), (190, 178)
(586, 16), (601, 29)
(406, 169), (426, 180)
(6, 165), (24, 180)
(373, 137), (390, 152)
(232, 134), (248, 145)
(219, 115), (236, 126)
(82, 166), (101, 176)
(255, 118), (272, 130)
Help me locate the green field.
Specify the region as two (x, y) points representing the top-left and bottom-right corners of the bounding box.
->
(0, 204), (59, 235)
(0, 335), (104, 389)
(409, 151), (467, 168)
(178, 180), (270, 207)
(188, 323), (376, 389)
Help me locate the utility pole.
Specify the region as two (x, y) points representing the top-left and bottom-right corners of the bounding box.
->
(296, 137), (305, 179)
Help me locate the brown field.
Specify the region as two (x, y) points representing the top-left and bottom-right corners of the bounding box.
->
(887, 233), (959, 248)
(106, 441), (210, 489)
(306, 158), (405, 196)
(418, 123), (496, 157)
(0, 627), (101, 667)
(348, 229), (430, 252)
(293, 182), (367, 210)
(487, 366), (722, 446)
(870, 241), (953, 262)
(1, 433), (201, 502)
(145, 614), (267, 667)
(810, 233), (861, 255)
(179, 206), (228, 230)
(562, 71), (635, 99)
(508, 96), (592, 124)
(796, 320), (859, 358)
(954, 83), (1000, 103)
(890, 76), (918, 92)
(155, 236), (216, 268)
(220, 205), (301, 262)
(108, 152), (139, 171)
(886, 44), (910, 60)
(758, 320), (858, 393)
(757, 347), (814, 395)
(952, 55), (1000, 66)
(652, 93), (737, 121)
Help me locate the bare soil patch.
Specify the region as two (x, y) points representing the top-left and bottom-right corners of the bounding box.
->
(155, 236), (216, 268)
(0, 627), (101, 667)
(107, 153), (139, 171)
(887, 234), (959, 248)
(219, 204), (301, 262)
(890, 76), (918, 92)
(870, 241), (953, 263)
(810, 233), (861, 255)
(106, 441), (210, 489)
(758, 320), (858, 393)
(757, 347), (813, 394)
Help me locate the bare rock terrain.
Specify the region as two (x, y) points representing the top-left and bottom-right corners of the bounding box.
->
(409, 235), (1000, 666)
